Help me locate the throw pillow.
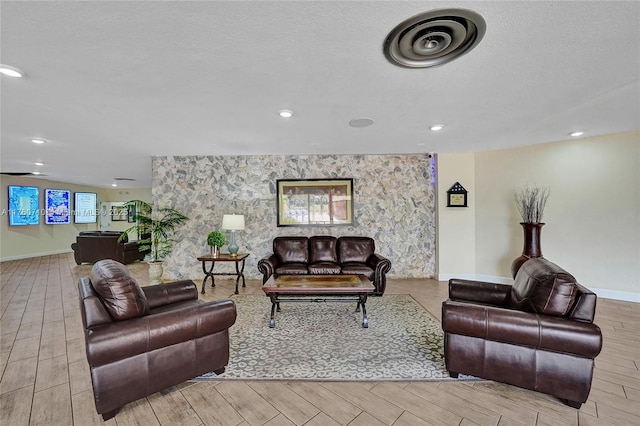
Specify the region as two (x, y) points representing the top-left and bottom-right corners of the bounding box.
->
(510, 257), (578, 316)
(90, 259), (149, 321)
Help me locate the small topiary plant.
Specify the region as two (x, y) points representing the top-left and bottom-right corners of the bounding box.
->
(207, 230), (226, 248)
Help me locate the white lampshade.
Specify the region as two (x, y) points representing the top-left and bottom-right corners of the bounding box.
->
(222, 214), (245, 230)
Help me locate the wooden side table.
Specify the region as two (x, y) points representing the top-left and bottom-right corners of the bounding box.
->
(197, 253), (249, 295)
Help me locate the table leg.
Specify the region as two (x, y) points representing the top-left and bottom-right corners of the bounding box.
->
(268, 294), (278, 328)
(200, 260), (216, 294)
(234, 258), (246, 294)
(359, 294), (369, 328)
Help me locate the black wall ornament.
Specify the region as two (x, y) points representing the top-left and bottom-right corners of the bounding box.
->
(446, 182), (468, 207)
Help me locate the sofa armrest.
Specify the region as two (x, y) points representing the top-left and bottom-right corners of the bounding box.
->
(367, 253), (391, 271)
(142, 280), (198, 309)
(368, 253), (392, 278)
(366, 253), (392, 295)
(257, 254), (280, 283)
(448, 279), (512, 306)
(86, 299), (237, 367)
(71, 242), (81, 265)
(122, 241), (141, 251)
(442, 300), (602, 358)
(78, 277), (113, 328)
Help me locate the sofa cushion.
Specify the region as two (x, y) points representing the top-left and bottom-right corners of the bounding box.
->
(509, 258), (578, 316)
(274, 236), (309, 264)
(275, 263), (309, 275)
(309, 236), (338, 263)
(308, 262), (342, 274)
(338, 237), (374, 264)
(340, 263), (374, 280)
(89, 259), (149, 321)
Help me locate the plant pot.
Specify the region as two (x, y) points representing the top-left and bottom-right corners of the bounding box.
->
(210, 246), (219, 257)
(148, 261), (163, 284)
(511, 222), (544, 278)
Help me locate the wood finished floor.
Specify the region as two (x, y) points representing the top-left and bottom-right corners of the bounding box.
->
(1, 254), (638, 426)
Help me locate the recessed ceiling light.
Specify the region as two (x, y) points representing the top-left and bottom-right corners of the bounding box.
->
(430, 124), (444, 131)
(570, 131), (584, 137)
(31, 138), (46, 144)
(34, 162), (44, 166)
(349, 118), (374, 128)
(279, 110), (293, 118)
(111, 183), (118, 187)
(31, 171), (41, 175)
(0, 64), (24, 78)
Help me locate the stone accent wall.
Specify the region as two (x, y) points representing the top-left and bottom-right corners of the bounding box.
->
(153, 154), (436, 282)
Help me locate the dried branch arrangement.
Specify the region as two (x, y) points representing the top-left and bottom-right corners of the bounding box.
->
(514, 185), (550, 224)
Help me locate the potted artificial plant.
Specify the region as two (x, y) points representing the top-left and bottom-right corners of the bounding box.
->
(207, 230), (226, 257)
(511, 184), (550, 277)
(120, 200), (189, 284)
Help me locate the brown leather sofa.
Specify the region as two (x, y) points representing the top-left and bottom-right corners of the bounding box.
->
(442, 257), (602, 409)
(257, 236), (392, 295)
(71, 230), (149, 265)
(78, 259), (237, 420)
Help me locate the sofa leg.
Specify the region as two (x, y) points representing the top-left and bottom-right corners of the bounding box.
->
(448, 371), (459, 378)
(213, 367), (225, 375)
(102, 407), (121, 421)
(561, 399), (582, 409)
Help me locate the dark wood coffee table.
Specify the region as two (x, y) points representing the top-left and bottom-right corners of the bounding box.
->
(261, 274), (375, 328)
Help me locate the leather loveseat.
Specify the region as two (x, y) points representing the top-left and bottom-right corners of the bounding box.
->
(442, 257), (602, 409)
(71, 230), (149, 265)
(78, 259), (237, 420)
(257, 236), (391, 295)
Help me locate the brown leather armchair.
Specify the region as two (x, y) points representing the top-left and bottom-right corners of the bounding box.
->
(441, 258), (602, 409)
(78, 259), (237, 420)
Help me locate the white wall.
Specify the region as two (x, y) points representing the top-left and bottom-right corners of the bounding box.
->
(436, 153), (476, 280)
(0, 175), (151, 261)
(473, 131), (639, 300)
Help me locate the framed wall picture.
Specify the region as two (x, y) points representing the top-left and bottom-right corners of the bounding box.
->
(45, 189), (71, 224)
(127, 203), (137, 223)
(8, 185), (40, 226)
(111, 205), (128, 221)
(277, 178), (354, 226)
(74, 192), (97, 223)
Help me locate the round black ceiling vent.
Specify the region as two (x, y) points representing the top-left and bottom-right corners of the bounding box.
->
(383, 8), (486, 68)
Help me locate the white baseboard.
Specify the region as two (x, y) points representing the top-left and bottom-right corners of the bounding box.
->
(590, 288), (640, 303)
(0, 249), (73, 263)
(436, 273), (512, 284)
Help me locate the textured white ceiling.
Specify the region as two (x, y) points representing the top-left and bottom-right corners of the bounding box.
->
(1, 1), (639, 187)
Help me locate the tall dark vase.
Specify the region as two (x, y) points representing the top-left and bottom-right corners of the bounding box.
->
(510, 222), (544, 278)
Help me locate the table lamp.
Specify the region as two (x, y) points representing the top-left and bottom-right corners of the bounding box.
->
(222, 214), (245, 256)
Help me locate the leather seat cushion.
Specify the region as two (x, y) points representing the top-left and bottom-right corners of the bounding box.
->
(90, 259), (149, 321)
(510, 258), (578, 316)
(275, 263), (309, 275)
(340, 263), (374, 280)
(308, 262), (341, 274)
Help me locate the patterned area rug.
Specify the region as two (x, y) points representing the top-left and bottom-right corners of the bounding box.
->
(195, 294), (471, 381)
